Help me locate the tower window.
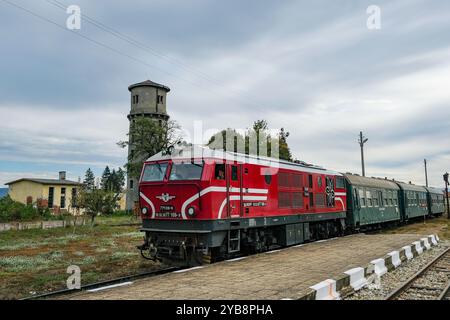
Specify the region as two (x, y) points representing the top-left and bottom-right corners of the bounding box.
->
(157, 95), (163, 104)
(133, 95), (139, 104)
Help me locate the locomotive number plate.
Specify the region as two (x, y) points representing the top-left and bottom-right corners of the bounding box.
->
(160, 205), (175, 212)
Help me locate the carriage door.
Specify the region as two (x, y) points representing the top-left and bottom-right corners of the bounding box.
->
(227, 164), (242, 217)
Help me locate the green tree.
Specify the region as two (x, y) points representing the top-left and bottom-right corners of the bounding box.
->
(79, 189), (119, 225)
(114, 168), (126, 193)
(278, 127), (292, 161)
(207, 120), (293, 161)
(100, 166), (111, 191)
(83, 168), (95, 191)
(117, 117), (182, 179)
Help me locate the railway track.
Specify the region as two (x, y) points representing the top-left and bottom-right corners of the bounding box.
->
(386, 247), (450, 300)
(20, 266), (184, 300)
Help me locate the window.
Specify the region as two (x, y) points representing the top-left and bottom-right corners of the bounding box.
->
(215, 164), (225, 180)
(359, 189), (366, 207)
(264, 173), (272, 185)
(317, 176), (323, 188)
(353, 188), (359, 207)
(309, 192), (314, 207)
(308, 175), (313, 188)
(48, 187), (54, 208)
(132, 95), (139, 104)
(170, 162), (203, 181)
(60, 187), (66, 209)
(157, 95), (164, 104)
(336, 176), (345, 189)
(231, 166), (238, 181)
(71, 188), (77, 207)
(142, 163), (168, 182)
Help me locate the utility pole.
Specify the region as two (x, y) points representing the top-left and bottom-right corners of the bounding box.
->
(424, 159), (428, 187)
(358, 131), (368, 177)
(444, 172), (450, 219)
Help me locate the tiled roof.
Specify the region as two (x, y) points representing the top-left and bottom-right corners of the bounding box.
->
(5, 178), (82, 186)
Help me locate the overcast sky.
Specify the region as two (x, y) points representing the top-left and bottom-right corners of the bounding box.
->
(1, 0), (449, 188)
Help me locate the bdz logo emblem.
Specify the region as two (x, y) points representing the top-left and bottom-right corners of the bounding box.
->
(156, 193), (176, 203)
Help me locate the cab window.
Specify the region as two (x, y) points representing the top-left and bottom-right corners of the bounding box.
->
(215, 164), (225, 180)
(169, 162), (203, 181)
(142, 163), (168, 182)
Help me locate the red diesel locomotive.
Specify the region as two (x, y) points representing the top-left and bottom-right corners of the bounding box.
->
(138, 146), (347, 265)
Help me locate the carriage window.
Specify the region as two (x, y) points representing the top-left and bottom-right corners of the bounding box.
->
(308, 175), (313, 188)
(170, 162), (203, 181)
(215, 164), (225, 180)
(142, 163), (168, 182)
(359, 189), (366, 207)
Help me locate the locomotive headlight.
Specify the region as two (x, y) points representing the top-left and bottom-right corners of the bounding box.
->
(187, 207), (195, 217)
(141, 207), (148, 215)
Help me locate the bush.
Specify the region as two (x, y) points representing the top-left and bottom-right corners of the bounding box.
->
(0, 195), (55, 222)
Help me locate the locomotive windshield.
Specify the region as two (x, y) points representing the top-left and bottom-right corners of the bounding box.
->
(142, 163), (168, 182)
(169, 162), (203, 181)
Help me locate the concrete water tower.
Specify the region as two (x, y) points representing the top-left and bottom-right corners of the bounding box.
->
(125, 80), (170, 211)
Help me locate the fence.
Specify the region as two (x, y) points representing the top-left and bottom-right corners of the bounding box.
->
(0, 219), (86, 232)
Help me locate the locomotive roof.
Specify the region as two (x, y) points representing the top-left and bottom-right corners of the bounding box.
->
(343, 173), (400, 190)
(146, 145), (342, 176)
(425, 186), (444, 195)
(395, 181), (428, 192)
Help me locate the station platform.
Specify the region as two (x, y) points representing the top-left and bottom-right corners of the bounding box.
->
(66, 233), (425, 300)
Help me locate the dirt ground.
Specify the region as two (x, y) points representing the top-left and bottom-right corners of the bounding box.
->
(0, 216), (163, 299)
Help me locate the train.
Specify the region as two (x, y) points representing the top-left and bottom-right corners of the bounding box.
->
(136, 145), (445, 265)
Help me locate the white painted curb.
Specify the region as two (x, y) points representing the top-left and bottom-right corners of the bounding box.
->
(428, 234), (438, 246)
(402, 245), (413, 260)
(412, 241), (423, 254)
(344, 267), (367, 291)
(310, 279), (340, 300)
(387, 251), (401, 268)
(421, 238), (431, 250)
(370, 258), (387, 276)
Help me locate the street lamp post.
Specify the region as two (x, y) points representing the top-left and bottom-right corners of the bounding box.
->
(444, 172), (450, 219)
(358, 131), (368, 177)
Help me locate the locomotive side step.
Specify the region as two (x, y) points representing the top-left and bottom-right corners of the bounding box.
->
(228, 230), (241, 253)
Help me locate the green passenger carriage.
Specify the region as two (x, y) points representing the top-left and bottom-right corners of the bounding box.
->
(344, 173), (401, 230)
(425, 186), (445, 216)
(396, 182), (428, 220)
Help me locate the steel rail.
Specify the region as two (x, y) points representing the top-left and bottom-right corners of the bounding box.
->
(20, 266), (183, 300)
(385, 247), (450, 300)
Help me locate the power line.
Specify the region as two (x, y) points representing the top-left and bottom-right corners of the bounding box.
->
(46, 0), (224, 87)
(45, 0), (266, 110)
(1, 0), (266, 111)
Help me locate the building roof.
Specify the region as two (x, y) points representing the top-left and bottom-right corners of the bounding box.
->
(128, 80), (170, 92)
(5, 178), (82, 186)
(425, 186), (444, 195)
(395, 181), (427, 192)
(343, 173), (400, 190)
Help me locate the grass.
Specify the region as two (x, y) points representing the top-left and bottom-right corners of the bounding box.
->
(0, 215), (161, 299)
(382, 215), (450, 240)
